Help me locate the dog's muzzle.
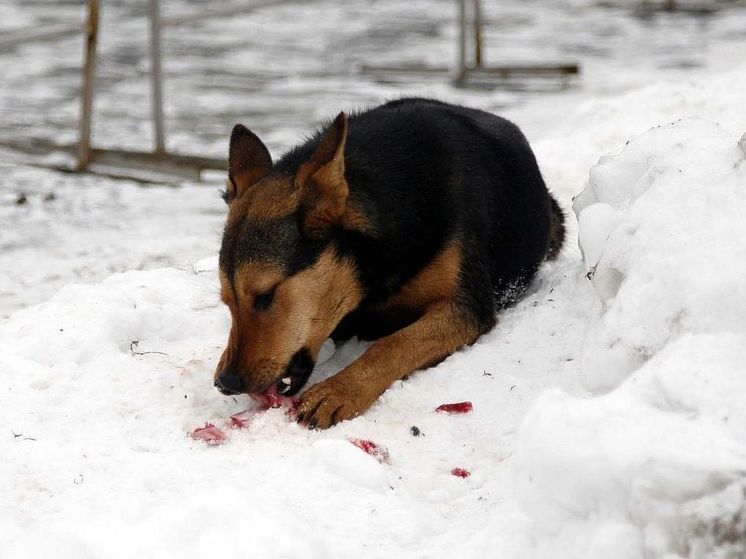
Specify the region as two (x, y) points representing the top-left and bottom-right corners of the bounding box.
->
(215, 370), (244, 395)
(276, 348), (314, 396)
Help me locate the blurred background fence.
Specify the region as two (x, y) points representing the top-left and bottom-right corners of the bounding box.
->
(0, 0), (745, 183)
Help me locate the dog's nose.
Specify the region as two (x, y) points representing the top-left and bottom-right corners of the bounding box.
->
(215, 371), (244, 395)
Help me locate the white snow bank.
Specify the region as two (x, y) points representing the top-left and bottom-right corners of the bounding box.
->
(574, 119), (746, 391)
(505, 119), (746, 559)
(528, 64), (746, 238)
(513, 335), (746, 559)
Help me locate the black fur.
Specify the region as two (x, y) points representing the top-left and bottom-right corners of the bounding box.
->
(220, 98), (564, 342)
(277, 98), (562, 335)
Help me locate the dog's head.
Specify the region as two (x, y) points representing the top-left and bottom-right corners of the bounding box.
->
(214, 113), (365, 397)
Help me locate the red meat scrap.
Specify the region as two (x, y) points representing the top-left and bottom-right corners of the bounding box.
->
(252, 387), (300, 416)
(435, 401), (473, 414)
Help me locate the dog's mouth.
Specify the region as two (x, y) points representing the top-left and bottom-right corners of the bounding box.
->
(275, 348), (314, 396)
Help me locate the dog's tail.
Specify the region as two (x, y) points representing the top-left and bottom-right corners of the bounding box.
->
(546, 195), (565, 261)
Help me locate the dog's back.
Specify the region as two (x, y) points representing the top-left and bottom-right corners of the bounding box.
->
(277, 97), (563, 312)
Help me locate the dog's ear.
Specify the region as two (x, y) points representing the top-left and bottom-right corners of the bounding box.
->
(295, 112), (349, 235)
(226, 124), (272, 202)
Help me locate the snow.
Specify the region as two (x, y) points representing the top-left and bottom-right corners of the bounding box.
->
(0, 254), (591, 557)
(3, 1), (746, 556)
(514, 118), (746, 558)
(0, 168), (226, 318)
(6, 110), (746, 555)
(574, 118), (746, 391)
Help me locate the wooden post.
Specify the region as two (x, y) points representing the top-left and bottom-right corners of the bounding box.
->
(457, 0), (468, 84)
(149, 0), (166, 155)
(77, 0), (99, 171)
(473, 0), (483, 69)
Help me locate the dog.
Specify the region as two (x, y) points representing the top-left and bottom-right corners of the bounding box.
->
(213, 97), (564, 428)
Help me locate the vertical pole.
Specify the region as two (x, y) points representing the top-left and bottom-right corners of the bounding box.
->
(149, 0), (166, 155)
(473, 0), (483, 69)
(77, 0), (99, 171)
(457, 0), (468, 84)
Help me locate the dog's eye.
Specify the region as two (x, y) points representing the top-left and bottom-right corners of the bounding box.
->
(253, 286), (276, 311)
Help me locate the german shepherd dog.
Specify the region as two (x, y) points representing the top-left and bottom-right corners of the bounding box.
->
(214, 98), (564, 428)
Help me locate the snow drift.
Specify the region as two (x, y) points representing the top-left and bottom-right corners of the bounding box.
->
(575, 119), (746, 392)
(508, 119), (746, 559)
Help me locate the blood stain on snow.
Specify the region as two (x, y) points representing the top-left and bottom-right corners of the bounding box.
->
(435, 401), (473, 414)
(348, 438), (391, 464)
(451, 467), (471, 478)
(229, 410), (253, 429)
(224, 389), (299, 432)
(190, 423), (227, 445)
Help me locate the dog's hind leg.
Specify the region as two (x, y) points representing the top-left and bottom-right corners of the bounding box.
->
(295, 301), (486, 429)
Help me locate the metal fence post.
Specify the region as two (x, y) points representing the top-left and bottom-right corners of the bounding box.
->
(149, 0), (166, 155)
(77, 0), (99, 171)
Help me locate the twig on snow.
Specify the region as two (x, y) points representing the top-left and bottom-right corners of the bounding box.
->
(129, 339), (168, 357)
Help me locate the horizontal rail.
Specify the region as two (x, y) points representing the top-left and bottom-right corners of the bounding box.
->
(473, 64), (580, 76)
(160, 0), (300, 27)
(362, 63), (579, 76)
(90, 147), (225, 172)
(361, 63), (453, 74)
(0, 23), (85, 48)
(0, 138), (225, 181)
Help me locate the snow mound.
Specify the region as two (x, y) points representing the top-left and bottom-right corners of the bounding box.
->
(513, 336), (746, 558)
(574, 119), (746, 391)
(505, 119), (746, 559)
(532, 65), (746, 216)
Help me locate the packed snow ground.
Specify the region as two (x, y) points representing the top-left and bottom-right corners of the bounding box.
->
(3, 2), (746, 557)
(3, 68), (746, 556)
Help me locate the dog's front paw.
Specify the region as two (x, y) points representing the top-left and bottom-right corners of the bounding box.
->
(296, 375), (374, 429)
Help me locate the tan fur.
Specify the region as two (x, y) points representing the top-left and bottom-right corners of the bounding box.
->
(296, 240), (481, 428)
(296, 299), (481, 428)
(225, 172), (375, 233)
(295, 113), (348, 190)
(296, 113), (350, 234)
(340, 204), (376, 235)
(225, 114), (351, 228)
(214, 249), (363, 392)
(228, 124), (272, 198)
(227, 174), (300, 224)
(374, 243), (461, 313)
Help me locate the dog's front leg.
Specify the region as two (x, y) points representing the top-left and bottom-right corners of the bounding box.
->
(296, 301), (487, 429)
